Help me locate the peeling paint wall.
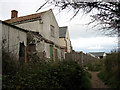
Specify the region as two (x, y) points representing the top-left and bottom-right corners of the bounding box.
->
(40, 10), (62, 59)
(36, 40), (44, 53)
(16, 20), (41, 33)
(2, 22), (27, 59)
(41, 10), (60, 45)
(44, 43), (50, 58)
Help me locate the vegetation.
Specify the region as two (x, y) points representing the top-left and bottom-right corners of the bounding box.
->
(85, 71), (92, 79)
(86, 59), (104, 72)
(2, 51), (91, 89)
(98, 53), (120, 88)
(84, 52), (120, 88)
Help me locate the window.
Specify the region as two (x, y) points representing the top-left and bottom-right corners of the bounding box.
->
(28, 44), (36, 52)
(50, 25), (55, 37)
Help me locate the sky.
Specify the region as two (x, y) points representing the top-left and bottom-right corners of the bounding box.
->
(0, 0), (118, 53)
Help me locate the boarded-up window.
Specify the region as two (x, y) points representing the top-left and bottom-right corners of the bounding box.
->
(50, 25), (55, 37)
(28, 44), (36, 52)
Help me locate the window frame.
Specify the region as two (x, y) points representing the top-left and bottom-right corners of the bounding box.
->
(50, 25), (55, 37)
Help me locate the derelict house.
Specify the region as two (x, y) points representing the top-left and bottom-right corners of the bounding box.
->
(4, 9), (66, 61)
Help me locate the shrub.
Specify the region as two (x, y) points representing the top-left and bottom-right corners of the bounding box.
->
(97, 71), (110, 85)
(49, 60), (91, 89)
(2, 50), (18, 75)
(2, 52), (91, 89)
(98, 52), (120, 88)
(85, 71), (92, 79)
(86, 59), (104, 71)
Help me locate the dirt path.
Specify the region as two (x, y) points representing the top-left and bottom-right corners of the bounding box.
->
(89, 71), (109, 88)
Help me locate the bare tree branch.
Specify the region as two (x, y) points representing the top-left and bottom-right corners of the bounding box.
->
(36, 1), (49, 12)
(37, 1), (120, 35)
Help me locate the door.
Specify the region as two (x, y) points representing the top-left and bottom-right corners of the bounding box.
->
(19, 42), (25, 62)
(50, 45), (53, 62)
(55, 49), (58, 60)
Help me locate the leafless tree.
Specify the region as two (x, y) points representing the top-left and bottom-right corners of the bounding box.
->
(37, 0), (120, 36)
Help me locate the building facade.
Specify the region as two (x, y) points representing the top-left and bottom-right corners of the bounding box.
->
(59, 26), (72, 53)
(5, 9), (65, 61)
(88, 52), (107, 59)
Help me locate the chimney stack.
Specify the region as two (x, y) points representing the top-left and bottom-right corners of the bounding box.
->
(11, 10), (18, 19)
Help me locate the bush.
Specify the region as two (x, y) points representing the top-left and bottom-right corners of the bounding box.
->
(97, 71), (110, 85)
(98, 53), (120, 88)
(86, 59), (104, 72)
(2, 52), (91, 89)
(85, 71), (92, 79)
(49, 60), (91, 89)
(2, 50), (18, 75)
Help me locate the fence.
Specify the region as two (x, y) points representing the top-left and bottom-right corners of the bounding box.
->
(65, 52), (97, 66)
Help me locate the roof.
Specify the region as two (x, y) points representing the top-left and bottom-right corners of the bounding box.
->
(4, 10), (49, 24)
(1, 20), (28, 33)
(59, 26), (67, 38)
(89, 52), (105, 57)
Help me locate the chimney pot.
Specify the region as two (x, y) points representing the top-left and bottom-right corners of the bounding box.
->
(11, 10), (18, 19)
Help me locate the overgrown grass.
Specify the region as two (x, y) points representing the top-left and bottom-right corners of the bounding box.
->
(86, 59), (104, 72)
(98, 53), (120, 88)
(97, 71), (110, 85)
(2, 51), (91, 89)
(85, 71), (92, 79)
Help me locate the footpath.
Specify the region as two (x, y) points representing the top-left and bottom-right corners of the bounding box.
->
(89, 71), (109, 88)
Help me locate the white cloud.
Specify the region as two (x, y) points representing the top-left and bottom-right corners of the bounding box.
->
(88, 46), (104, 50)
(71, 37), (118, 52)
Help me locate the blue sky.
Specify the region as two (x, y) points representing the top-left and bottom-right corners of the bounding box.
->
(0, 0), (118, 53)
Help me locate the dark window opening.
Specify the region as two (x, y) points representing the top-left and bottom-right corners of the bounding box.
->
(99, 56), (103, 59)
(28, 44), (36, 52)
(19, 42), (25, 61)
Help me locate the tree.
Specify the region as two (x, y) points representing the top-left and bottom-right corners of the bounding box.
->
(37, 0), (120, 36)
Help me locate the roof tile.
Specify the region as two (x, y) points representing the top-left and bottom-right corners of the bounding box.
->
(4, 10), (48, 24)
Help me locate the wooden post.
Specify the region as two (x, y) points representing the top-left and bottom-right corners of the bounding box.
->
(25, 46), (27, 63)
